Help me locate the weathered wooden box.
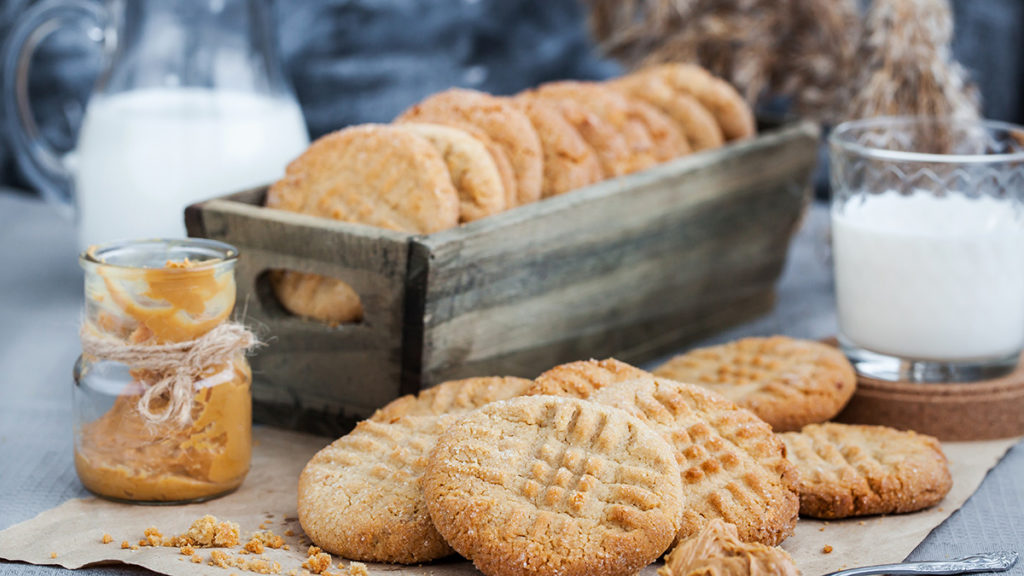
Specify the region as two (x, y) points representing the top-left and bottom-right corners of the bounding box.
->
(186, 121), (819, 433)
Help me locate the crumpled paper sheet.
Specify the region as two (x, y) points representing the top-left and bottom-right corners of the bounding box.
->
(0, 426), (1019, 576)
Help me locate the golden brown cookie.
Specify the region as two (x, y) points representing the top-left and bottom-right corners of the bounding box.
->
(509, 97), (604, 197)
(298, 415), (456, 563)
(266, 124), (459, 233)
(779, 423), (952, 519)
(611, 73), (725, 151)
(638, 64), (756, 141)
(591, 376), (800, 547)
(397, 88), (543, 207)
(397, 123), (507, 223)
(423, 395), (685, 576)
(269, 270), (363, 326)
(372, 376), (534, 423)
(527, 358), (652, 398)
(629, 99), (691, 161)
(299, 375), (535, 563)
(659, 519), (799, 576)
(529, 81), (660, 174)
(520, 95), (631, 178)
(653, 337), (857, 433)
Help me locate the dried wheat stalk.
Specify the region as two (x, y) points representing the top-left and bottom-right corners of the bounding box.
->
(586, 0), (860, 122)
(846, 0), (979, 121)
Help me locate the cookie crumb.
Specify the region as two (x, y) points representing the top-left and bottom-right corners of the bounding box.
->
(250, 531), (285, 549)
(244, 539), (264, 555)
(303, 547), (332, 574)
(178, 515), (240, 548)
(191, 555), (203, 564)
(210, 550), (231, 568)
(49, 552), (57, 559)
(823, 545), (834, 554)
(284, 530), (295, 537)
(347, 562), (368, 576)
(142, 527), (163, 547)
(180, 544), (195, 556)
(858, 521), (866, 526)
(131, 544), (140, 551)
(101, 534), (113, 544)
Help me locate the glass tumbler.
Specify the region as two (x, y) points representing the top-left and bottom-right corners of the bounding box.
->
(829, 117), (1024, 382)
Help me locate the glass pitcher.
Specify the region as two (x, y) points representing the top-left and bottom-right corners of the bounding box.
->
(2, 0), (310, 250)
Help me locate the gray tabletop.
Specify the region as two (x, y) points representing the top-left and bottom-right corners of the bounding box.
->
(0, 189), (1021, 575)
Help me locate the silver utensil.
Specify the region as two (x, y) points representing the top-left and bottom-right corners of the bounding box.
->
(824, 551), (1018, 576)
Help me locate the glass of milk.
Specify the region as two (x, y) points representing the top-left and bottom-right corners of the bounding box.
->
(830, 117), (1024, 382)
(2, 0), (309, 251)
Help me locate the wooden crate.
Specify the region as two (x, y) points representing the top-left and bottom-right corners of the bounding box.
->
(186, 120), (819, 434)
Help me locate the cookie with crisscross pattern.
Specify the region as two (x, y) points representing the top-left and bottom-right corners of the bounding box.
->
(527, 358), (652, 399)
(654, 336), (857, 432)
(299, 376), (532, 563)
(424, 395), (684, 576)
(779, 423), (952, 519)
(591, 376), (800, 547)
(372, 376), (534, 423)
(298, 415), (455, 563)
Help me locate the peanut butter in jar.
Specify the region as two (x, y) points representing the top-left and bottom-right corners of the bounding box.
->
(73, 239), (255, 503)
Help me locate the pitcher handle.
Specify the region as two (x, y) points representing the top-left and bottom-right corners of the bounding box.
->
(2, 0), (110, 213)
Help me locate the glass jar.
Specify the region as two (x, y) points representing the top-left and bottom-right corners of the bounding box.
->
(73, 238), (253, 503)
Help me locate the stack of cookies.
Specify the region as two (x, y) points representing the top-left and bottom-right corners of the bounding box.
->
(296, 338), (954, 576)
(264, 63), (755, 325)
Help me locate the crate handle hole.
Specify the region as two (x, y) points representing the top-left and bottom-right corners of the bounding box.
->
(256, 269), (364, 327)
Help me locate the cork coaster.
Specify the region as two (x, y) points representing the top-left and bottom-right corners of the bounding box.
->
(833, 346), (1024, 441)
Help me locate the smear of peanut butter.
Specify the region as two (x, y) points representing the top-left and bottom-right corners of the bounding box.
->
(659, 520), (800, 576)
(99, 258), (234, 344)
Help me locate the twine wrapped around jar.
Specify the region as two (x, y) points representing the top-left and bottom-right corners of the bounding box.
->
(80, 322), (258, 425)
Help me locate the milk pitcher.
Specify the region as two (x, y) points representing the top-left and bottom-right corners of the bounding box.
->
(2, 0), (309, 250)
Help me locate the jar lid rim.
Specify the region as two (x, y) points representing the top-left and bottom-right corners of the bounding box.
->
(80, 238), (239, 270)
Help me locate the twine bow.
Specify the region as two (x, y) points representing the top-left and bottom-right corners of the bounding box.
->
(80, 322), (258, 425)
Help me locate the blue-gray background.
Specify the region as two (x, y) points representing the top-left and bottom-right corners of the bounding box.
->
(0, 0), (1022, 192)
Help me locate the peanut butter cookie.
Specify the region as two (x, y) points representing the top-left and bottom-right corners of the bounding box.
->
(639, 64), (756, 141)
(372, 376), (533, 422)
(397, 88), (543, 207)
(299, 375), (534, 563)
(269, 271), (363, 326)
(520, 95), (631, 178)
(510, 97), (603, 197)
(591, 376), (800, 547)
(611, 73), (725, 151)
(266, 124), (459, 233)
(527, 358), (652, 398)
(423, 395), (685, 576)
(298, 415), (456, 563)
(779, 423), (952, 519)
(528, 81), (660, 174)
(397, 122), (507, 223)
(654, 337), (857, 432)
(630, 99), (691, 161)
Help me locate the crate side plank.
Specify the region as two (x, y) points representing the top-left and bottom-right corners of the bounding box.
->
(411, 126), (817, 381)
(419, 211), (797, 370)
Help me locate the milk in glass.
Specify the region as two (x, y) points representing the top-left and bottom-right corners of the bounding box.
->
(832, 193), (1024, 361)
(73, 88), (309, 249)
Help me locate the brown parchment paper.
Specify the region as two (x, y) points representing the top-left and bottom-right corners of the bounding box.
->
(0, 426), (1019, 576)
